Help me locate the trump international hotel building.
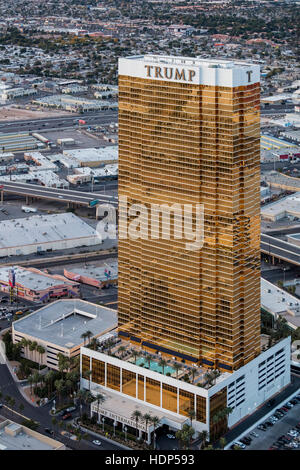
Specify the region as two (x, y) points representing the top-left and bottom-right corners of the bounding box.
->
(81, 56), (290, 440)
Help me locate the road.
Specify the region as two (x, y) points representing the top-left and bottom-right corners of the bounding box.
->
(261, 233), (300, 266)
(0, 181), (118, 207)
(0, 111), (118, 134)
(0, 363), (122, 450)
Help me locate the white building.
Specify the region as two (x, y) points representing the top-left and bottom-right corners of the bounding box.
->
(13, 300), (117, 370)
(261, 278), (300, 330)
(81, 337), (291, 442)
(0, 212), (101, 258)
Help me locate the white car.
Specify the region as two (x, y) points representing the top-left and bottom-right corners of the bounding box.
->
(92, 440), (102, 446)
(166, 434), (176, 439)
(233, 441), (246, 449)
(250, 431), (259, 438)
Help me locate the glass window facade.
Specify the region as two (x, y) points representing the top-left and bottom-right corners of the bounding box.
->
(81, 354), (90, 375)
(146, 378), (161, 407)
(91, 358), (105, 386)
(106, 364), (120, 391)
(179, 390), (194, 417)
(196, 395), (206, 423)
(118, 63), (261, 371)
(137, 374), (144, 401)
(122, 369), (136, 398)
(162, 383), (178, 413)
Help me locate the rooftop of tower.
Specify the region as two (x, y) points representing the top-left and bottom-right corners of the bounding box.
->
(119, 55), (260, 87)
(123, 54), (258, 70)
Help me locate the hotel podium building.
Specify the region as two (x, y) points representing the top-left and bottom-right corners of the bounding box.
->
(81, 56), (291, 440)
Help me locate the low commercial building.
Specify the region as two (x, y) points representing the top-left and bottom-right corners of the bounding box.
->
(62, 146), (118, 167)
(0, 212), (101, 258)
(0, 418), (65, 450)
(12, 299), (117, 369)
(0, 169), (69, 188)
(0, 266), (80, 302)
(0, 152), (14, 164)
(24, 152), (58, 172)
(81, 336), (291, 441)
(67, 164), (118, 184)
(264, 172), (300, 193)
(261, 192), (300, 221)
(261, 278), (300, 330)
(64, 261), (118, 288)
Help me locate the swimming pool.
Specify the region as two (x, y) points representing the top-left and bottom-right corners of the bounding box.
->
(135, 357), (175, 375)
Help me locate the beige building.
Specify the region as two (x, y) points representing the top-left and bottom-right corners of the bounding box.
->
(0, 418), (65, 450)
(12, 299), (117, 370)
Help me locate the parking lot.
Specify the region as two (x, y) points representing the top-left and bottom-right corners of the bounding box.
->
(232, 394), (300, 450)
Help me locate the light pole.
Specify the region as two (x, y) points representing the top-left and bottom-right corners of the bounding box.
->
(124, 425), (127, 441)
(113, 420), (116, 437)
(283, 267), (286, 285)
(102, 416), (105, 433)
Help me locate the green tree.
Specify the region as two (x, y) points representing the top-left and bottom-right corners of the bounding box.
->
(131, 410), (142, 438)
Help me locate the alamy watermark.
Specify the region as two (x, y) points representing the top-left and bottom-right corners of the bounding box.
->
(96, 196), (204, 251)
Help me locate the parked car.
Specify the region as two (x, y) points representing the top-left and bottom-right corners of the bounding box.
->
(232, 441), (246, 449)
(62, 412), (72, 420)
(250, 431), (259, 438)
(240, 437), (251, 446)
(257, 424), (267, 431)
(166, 434), (176, 439)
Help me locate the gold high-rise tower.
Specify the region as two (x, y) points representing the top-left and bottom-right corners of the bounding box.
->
(118, 55), (261, 372)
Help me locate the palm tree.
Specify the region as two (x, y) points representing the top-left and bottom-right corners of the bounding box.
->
(32, 371), (41, 393)
(106, 339), (115, 355)
(142, 413), (152, 443)
(150, 416), (160, 449)
(118, 345), (126, 358)
(176, 424), (194, 450)
(57, 353), (70, 378)
(81, 332), (88, 346)
(28, 374), (35, 396)
(20, 338), (29, 357)
(199, 430), (208, 449)
(36, 345), (45, 370)
(187, 408), (196, 429)
(45, 370), (55, 398)
(158, 358), (167, 375)
(54, 379), (65, 406)
(95, 393), (105, 422)
(131, 410), (142, 438)
(190, 367), (197, 384)
(85, 330), (93, 346)
(89, 337), (98, 351)
(29, 341), (37, 361)
(143, 353), (151, 369)
(131, 349), (141, 364)
(173, 362), (181, 379)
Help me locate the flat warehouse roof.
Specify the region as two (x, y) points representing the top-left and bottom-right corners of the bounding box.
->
(63, 146), (118, 163)
(0, 212), (99, 249)
(0, 266), (76, 291)
(13, 299), (117, 349)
